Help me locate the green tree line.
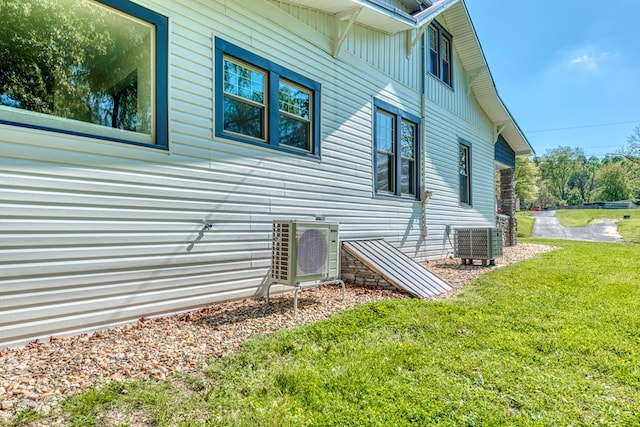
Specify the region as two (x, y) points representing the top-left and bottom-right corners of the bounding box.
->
(515, 126), (640, 208)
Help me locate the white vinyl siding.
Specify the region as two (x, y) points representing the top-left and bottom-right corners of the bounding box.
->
(0, 0), (499, 347)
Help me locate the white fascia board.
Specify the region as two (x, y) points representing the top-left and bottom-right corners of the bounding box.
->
(414, 0), (461, 26)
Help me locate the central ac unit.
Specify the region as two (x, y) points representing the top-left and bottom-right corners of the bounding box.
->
(271, 220), (339, 286)
(454, 227), (503, 266)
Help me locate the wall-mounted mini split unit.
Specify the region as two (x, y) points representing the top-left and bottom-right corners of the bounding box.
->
(271, 220), (339, 286)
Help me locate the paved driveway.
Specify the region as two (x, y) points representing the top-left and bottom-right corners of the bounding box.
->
(533, 210), (623, 242)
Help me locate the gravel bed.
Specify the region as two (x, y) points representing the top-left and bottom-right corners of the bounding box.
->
(0, 243), (555, 420)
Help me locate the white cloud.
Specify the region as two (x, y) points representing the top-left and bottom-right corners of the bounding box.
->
(570, 54), (593, 64)
(566, 47), (611, 73)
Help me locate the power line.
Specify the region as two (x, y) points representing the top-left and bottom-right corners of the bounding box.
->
(526, 120), (640, 134)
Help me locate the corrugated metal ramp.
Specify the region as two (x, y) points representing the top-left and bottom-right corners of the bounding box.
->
(342, 239), (452, 298)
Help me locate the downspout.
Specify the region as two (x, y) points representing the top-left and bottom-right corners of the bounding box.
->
(420, 30), (428, 239)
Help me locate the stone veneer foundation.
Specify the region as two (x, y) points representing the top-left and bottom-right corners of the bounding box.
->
(340, 248), (394, 289)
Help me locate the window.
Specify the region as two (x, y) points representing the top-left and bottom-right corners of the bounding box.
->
(0, 0), (168, 148)
(428, 22), (453, 87)
(215, 39), (321, 157)
(459, 141), (472, 205)
(222, 58), (267, 140)
(373, 99), (420, 199)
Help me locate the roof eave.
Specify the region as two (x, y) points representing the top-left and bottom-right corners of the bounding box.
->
(445, 1), (534, 157)
(275, 0), (534, 157)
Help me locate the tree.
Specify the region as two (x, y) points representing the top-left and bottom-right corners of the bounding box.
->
(618, 125), (640, 199)
(538, 146), (584, 202)
(514, 157), (539, 207)
(566, 188), (584, 206)
(621, 125), (640, 159)
(595, 161), (632, 201)
(568, 155), (599, 203)
(536, 180), (559, 208)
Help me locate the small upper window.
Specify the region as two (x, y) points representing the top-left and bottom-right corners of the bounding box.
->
(428, 22), (453, 87)
(459, 141), (472, 205)
(373, 99), (420, 199)
(0, 0), (168, 148)
(215, 39), (320, 157)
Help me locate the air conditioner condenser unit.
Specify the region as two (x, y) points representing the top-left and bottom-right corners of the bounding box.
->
(271, 220), (340, 286)
(454, 227), (503, 266)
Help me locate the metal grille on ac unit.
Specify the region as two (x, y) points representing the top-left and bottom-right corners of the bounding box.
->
(454, 227), (503, 266)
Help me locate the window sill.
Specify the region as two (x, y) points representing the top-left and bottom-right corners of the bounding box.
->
(374, 193), (420, 202)
(0, 107), (166, 150)
(427, 73), (454, 91)
(215, 131), (321, 161)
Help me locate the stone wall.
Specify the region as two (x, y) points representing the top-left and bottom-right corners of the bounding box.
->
(499, 168), (518, 246)
(340, 248), (394, 289)
(496, 214), (510, 248)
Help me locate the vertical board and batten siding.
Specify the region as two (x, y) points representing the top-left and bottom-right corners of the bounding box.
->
(0, 0), (430, 347)
(268, 0), (421, 91)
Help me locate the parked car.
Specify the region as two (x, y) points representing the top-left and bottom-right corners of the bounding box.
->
(531, 206), (542, 211)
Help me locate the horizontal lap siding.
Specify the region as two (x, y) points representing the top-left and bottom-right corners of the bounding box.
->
(0, 0), (425, 347)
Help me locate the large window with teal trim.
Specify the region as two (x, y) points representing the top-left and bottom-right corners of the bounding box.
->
(215, 38), (321, 157)
(373, 99), (420, 199)
(0, 0), (168, 148)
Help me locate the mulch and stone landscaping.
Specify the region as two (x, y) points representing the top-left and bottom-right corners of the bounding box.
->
(0, 243), (555, 420)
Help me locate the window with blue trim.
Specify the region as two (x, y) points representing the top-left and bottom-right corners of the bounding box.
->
(428, 21), (453, 87)
(0, 0), (168, 148)
(215, 39), (321, 157)
(459, 140), (472, 205)
(373, 99), (420, 199)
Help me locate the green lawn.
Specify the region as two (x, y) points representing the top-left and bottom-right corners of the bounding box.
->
(556, 209), (640, 243)
(515, 211), (535, 238)
(13, 239), (640, 426)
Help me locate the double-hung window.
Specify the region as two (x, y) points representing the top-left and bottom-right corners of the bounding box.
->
(459, 140), (472, 205)
(215, 39), (321, 157)
(0, 0), (168, 148)
(373, 99), (420, 199)
(428, 22), (453, 87)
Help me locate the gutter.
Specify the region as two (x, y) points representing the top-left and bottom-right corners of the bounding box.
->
(356, 0), (418, 25)
(358, 0), (460, 29)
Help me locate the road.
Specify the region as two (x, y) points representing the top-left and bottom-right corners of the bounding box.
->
(532, 210), (623, 243)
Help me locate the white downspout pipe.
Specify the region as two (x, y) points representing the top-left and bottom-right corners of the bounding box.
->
(420, 30), (429, 239)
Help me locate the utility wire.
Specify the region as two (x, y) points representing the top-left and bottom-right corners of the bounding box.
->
(526, 120), (640, 133)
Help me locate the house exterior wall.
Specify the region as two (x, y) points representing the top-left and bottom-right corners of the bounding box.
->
(0, 0), (498, 347)
(421, 18), (498, 258)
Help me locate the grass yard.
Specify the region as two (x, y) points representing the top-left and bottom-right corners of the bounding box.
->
(515, 211), (535, 238)
(556, 209), (640, 243)
(7, 239), (640, 426)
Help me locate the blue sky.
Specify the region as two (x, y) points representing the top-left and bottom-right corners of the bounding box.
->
(464, 0), (640, 158)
